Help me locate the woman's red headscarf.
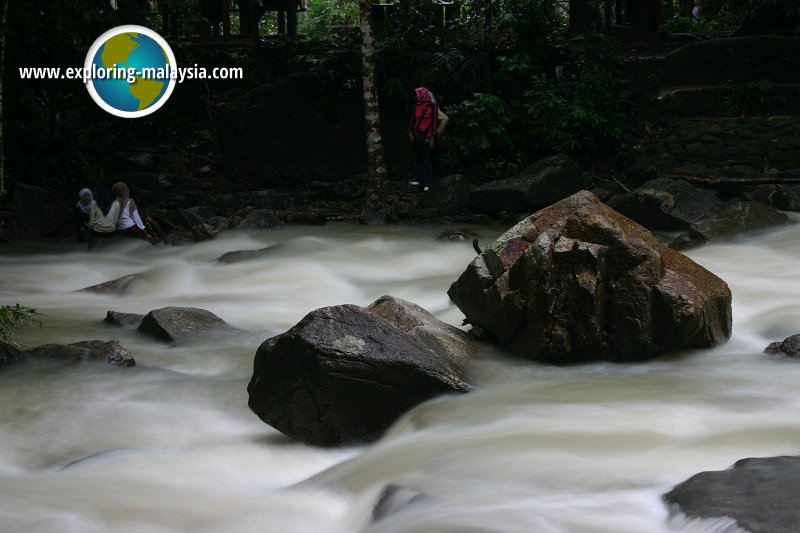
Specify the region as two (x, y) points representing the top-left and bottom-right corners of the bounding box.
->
(411, 86), (437, 140)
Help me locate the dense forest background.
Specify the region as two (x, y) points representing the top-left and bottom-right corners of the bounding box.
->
(0, 0), (797, 240)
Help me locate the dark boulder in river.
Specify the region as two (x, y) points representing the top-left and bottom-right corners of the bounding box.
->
(25, 340), (135, 367)
(137, 306), (237, 344)
(448, 190), (732, 363)
(764, 334), (800, 358)
(664, 456), (800, 533)
(104, 310), (145, 328)
(77, 272), (151, 295)
(247, 295), (473, 446)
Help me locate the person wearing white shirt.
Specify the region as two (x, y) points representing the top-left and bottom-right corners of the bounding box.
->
(111, 181), (155, 243)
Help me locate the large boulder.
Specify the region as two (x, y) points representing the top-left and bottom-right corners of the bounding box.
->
(664, 456), (800, 533)
(469, 155), (590, 215)
(448, 191), (732, 363)
(691, 200), (790, 240)
(137, 306), (237, 344)
(247, 295), (473, 446)
(25, 340), (135, 367)
(607, 178), (724, 231)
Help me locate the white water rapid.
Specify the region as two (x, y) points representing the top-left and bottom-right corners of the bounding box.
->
(1, 220), (799, 533)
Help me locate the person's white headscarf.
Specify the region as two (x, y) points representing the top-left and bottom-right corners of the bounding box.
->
(76, 188), (93, 214)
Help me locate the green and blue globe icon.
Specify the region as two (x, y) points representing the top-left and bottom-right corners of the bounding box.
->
(85, 25), (177, 118)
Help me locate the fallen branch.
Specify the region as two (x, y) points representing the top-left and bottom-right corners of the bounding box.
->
(664, 169), (800, 186)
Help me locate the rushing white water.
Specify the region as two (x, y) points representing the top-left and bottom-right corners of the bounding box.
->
(1, 220), (799, 533)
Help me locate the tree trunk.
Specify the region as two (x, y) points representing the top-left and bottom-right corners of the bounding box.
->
(358, 0), (388, 207)
(0, 0), (7, 199)
(483, 0), (492, 40)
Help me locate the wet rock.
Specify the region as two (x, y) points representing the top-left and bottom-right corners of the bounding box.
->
(78, 272), (149, 296)
(769, 185), (800, 212)
(469, 155), (590, 215)
(235, 209), (282, 230)
(448, 190), (732, 363)
(764, 334), (800, 358)
(433, 174), (471, 216)
(276, 210), (328, 225)
(247, 295), (473, 446)
(664, 456), (800, 533)
(692, 200), (790, 240)
(215, 246), (279, 264)
(309, 176), (366, 201)
(359, 208), (386, 225)
(669, 200), (791, 251)
(25, 340), (135, 367)
(668, 228), (709, 251)
(0, 341), (25, 368)
(607, 178), (724, 231)
(137, 306), (237, 344)
(104, 311), (145, 328)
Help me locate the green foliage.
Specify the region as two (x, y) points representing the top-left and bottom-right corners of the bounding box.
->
(291, 31), (361, 109)
(560, 32), (629, 155)
(375, 6), (487, 106)
(512, 76), (578, 154)
(447, 32), (629, 180)
(0, 304), (43, 347)
(494, 0), (564, 59)
(299, 0), (360, 40)
(149, 0), (201, 37)
(498, 209), (516, 224)
(723, 78), (774, 116)
(447, 93), (521, 178)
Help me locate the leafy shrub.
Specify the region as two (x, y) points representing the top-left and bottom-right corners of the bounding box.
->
(299, 0), (360, 40)
(447, 93), (521, 178)
(723, 78), (774, 117)
(446, 32), (629, 180)
(0, 304), (43, 347)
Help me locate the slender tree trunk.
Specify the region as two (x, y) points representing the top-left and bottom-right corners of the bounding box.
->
(0, 0), (7, 198)
(483, 0), (492, 40)
(358, 0), (387, 196)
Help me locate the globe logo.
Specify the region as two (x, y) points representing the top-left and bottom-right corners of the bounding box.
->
(84, 25), (177, 118)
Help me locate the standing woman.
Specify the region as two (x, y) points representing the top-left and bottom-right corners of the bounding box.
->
(112, 181), (154, 243)
(407, 86), (438, 192)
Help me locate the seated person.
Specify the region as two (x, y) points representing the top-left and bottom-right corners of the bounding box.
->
(112, 181), (155, 243)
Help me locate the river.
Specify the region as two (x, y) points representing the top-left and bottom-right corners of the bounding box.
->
(1, 220), (799, 533)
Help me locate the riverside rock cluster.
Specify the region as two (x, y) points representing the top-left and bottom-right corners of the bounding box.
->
(4, 190), (799, 531)
(247, 191), (733, 443)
